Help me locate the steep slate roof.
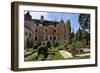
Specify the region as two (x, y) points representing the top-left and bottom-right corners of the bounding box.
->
(24, 12), (32, 21)
(24, 12), (60, 27)
(32, 19), (59, 26)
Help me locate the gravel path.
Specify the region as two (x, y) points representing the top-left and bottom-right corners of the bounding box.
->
(76, 53), (90, 57)
(59, 50), (73, 58)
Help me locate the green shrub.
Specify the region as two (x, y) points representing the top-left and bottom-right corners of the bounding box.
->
(54, 42), (59, 47)
(43, 43), (45, 45)
(67, 43), (77, 57)
(64, 44), (67, 48)
(33, 44), (38, 49)
(46, 41), (51, 49)
(24, 50), (36, 58)
(38, 41), (41, 46)
(37, 45), (48, 59)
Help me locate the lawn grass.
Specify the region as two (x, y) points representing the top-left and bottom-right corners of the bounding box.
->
(24, 52), (37, 61)
(48, 48), (64, 60)
(48, 47), (58, 52)
(24, 47), (90, 61)
(57, 44), (64, 50)
(24, 48), (37, 58)
(66, 55), (90, 60)
(24, 47), (65, 61)
(51, 51), (65, 60)
(25, 48), (33, 51)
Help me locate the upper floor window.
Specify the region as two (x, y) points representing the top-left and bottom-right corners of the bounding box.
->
(54, 24), (57, 27)
(45, 28), (48, 32)
(34, 23), (39, 26)
(35, 28), (38, 32)
(53, 29), (56, 33)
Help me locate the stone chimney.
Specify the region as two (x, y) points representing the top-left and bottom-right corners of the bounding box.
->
(40, 15), (44, 22)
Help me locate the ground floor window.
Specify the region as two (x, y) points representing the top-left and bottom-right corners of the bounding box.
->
(53, 36), (56, 40)
(50, 36), (52, 40)
(35, 36), (38, 41)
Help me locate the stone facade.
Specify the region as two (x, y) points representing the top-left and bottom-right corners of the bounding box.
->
(24, 21), (34, 48)
(24, 12), (70, 48)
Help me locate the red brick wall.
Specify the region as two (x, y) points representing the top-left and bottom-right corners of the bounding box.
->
(34, 22), (66, 42)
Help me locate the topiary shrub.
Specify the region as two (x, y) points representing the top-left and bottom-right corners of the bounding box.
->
(46, 41), (51, 49)
(33, 44), (38, 49)
(37, 45), (48, 60)
(38, 41), (41, 46)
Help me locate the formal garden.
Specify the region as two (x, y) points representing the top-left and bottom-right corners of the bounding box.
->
(24, 14), (91, 62)
(24, 31), (90, 62)
(24, 42), (90, 61)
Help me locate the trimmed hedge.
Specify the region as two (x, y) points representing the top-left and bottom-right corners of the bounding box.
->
(24, 50), (36, 57)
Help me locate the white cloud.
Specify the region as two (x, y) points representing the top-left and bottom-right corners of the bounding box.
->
(29, 11), (49, 20)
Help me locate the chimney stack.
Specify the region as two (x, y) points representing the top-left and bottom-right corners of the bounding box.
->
(40, 15), (44, 22)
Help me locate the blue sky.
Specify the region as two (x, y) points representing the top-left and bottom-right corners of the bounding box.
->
(25, 11), (80, 32)
(46, 12), (80, 32)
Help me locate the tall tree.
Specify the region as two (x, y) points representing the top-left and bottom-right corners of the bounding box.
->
(70, 29), (74, 44)
(78, 14), (90, 32)
(82, 31), (90, 45)
(70, 28), (74, 39)
(75, 28), (82, 41)
(66, 20), (71, 43)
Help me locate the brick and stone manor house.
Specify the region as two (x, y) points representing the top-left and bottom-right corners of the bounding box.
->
(24, 12), (71, 48)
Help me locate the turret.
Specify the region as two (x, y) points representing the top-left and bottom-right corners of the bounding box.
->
(24, 11), (32, 21)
